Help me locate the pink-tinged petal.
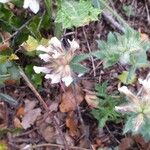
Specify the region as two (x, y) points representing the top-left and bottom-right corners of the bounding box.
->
(52, 50), (61, 58)
(39, 54), (50, 62)
(68, 39), (79, 51)
(0, 0), (10, 3)
(62, 75), (73, 87)
(29, 0), (39, 14)
(33, 66), (50, 74)
(49, 37), (62, 49)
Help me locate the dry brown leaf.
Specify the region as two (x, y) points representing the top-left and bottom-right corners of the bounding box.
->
(119, 137), (134, 150)
(66, 115), (79, 138)
(141, 33), (149, 42)
(56, 133), (74, 146)
(16, 106), (25, 117)
(0, 32), (10, 51)
(59, 85), (84, 112)
(21, 100), (41, 129)
(14, 117), (22, 128)
(85, 92), (99, 108)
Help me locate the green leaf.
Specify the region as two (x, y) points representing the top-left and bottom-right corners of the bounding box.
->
(71, 63), (89, 74)
(22, 36), (39, 52)
(0, 93), (18, 106)
(55, 0), (101, 28)
(71, 53), (89, 63)
(118, 71), (136, 85)
(25, 64), (43, 88)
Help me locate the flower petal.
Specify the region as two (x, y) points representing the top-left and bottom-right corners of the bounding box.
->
(139, 78), (150, 94)
(49, 37), (62, 50)
(115, 104), (137, 113)
(29, 0), (40, 14)
(33, 66), (50, 74)
(118, 86), (139, 104)
(39, 54), (50, 62)
(45, 74), (61, 84)
(68, 39), (79, 51)
(23, 0), (30, 9)
(62, 75), (73, 86)
(0, 0), (10, 3)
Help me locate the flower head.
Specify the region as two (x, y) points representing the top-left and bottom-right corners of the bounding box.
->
(0, 0), (10, 3)
(33, 37), (79, 86)
(0, 0), (40, 14)
(23, 0), (40, 14)
(116, 78), (150, 132)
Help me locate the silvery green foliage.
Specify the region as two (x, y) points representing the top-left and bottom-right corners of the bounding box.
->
(55, 0), (101, 28)
(116, 78), (150, 141)
(93, 29), (150, 68)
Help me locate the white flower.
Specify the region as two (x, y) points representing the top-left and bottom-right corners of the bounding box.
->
(118, 86), (139, 104)
(23, 0), (40, 14)
(0, 0), (40, 14)
(139, 78), (150, 94)
(0, 0), (10, 3)
(33, 37), (79, 86)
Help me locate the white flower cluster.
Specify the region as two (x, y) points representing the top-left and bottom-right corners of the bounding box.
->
(33, 37), (79, 87)
(0, 0), (40, 14)
(116, 77), (150, 132)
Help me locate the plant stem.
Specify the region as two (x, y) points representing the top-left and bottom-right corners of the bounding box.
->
(100, 0), (133, 31)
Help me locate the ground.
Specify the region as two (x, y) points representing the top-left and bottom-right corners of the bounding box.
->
(1, 0), (150, 150)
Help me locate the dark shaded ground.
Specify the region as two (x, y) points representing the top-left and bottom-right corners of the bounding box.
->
(1, 0), (150, 149)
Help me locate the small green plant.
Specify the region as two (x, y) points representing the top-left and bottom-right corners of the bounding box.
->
(93, 29), (150, 81)
(91, 82), (121, 128)
(93, 29), (150, 68)
(55, 0), (101, 28)
(116, 77), (150, 141)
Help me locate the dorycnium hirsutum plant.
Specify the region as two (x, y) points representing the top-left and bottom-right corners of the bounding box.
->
(115, 75), (150, 141)
(33, 37), (89, 87)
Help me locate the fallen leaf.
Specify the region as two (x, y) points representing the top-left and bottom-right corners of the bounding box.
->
(141, 32), (149, 42)
(66, 115), (79, 138)
(56, 133), (74, 146)
(21, 108), (41, 129)
(59, 85), (84, 112)
(16, 107), (25, 117)
(0, 32), (10, 51)
(85, 92), (99, 108)
(14, 117), (22, 128)
(21, 100), (41, 129)
(119, 137), (134, 150)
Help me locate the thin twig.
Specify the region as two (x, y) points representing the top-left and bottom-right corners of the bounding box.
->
(32, 143), (90, 150)
(102, 11), (125, 33)
(18, 66), (69, 150)
(82, 27), (96, 77)
(18, 66), (49, 111)
(2, 17), (33, 44)
(72, 84), (93, 150)
(105, 125), (120, 144)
